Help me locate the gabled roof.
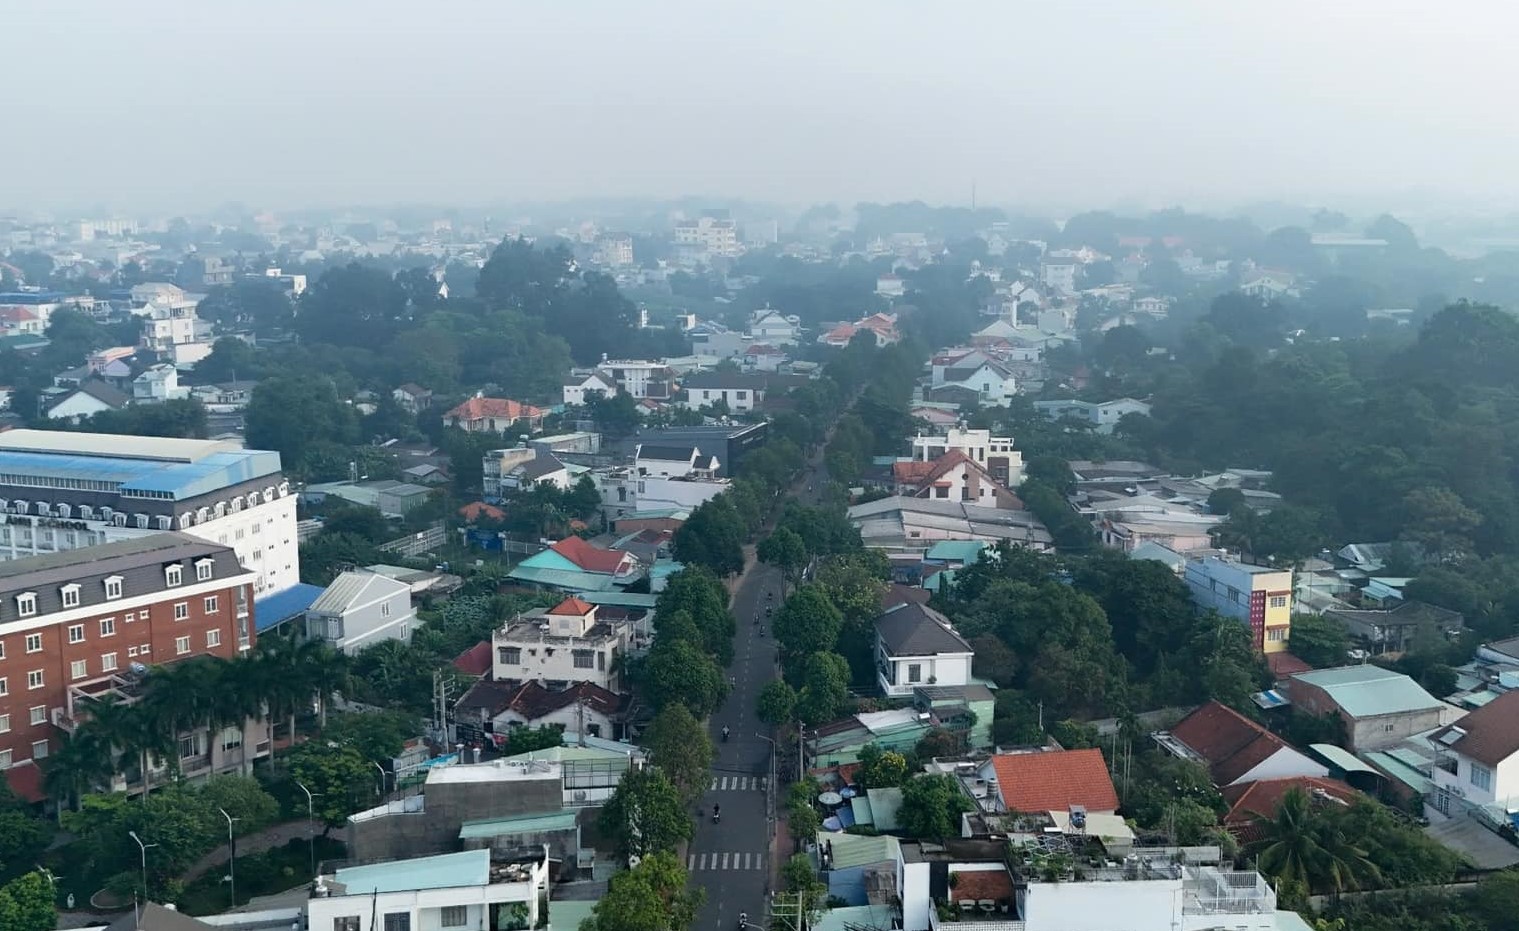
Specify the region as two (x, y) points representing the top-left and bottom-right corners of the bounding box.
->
(681, 372), (768, 390)
(990, 748), (1120, 813)
(501, 680), (624, 722)
(513, 452), (566, 481)
(56, 379), (129, 410)
(1289, 665), (1446, 718)
(0, 306), (38, 322)
(1221, 776), (1358, 837)
(459, 500), (506, 522)
(892, 460), (938, 484)
(445, 396), (544, 422)
(550, 535), (632, 574)
(548, 596), (595, 616)
(453, 640), (493, 677)
(874, 601), (972, 657)
(1169, 700), (1301, 786)
(1432, 688), (1519, 768)
(309, 570), (410, 615)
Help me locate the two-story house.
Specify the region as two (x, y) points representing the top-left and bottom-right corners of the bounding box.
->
(890, 451), (1020, 508)
(132, 364), (189, 403)
(874, 601), (974, 697)
(634, 444), (719, 478)
(444, 395), (546, 434)
(678, 373), (766, 413)
(304, 570), (415, 654)
(491, 597), (629, 692)
(307, 848), (551, 931)
(563, 370), (618, 406)
(748, 308), (802, 345)
(1429, 689), (1519, 820)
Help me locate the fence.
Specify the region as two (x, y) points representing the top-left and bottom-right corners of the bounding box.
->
(379, 522), (447, 557)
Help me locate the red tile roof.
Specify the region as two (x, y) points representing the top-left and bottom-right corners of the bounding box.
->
(1169, 701), (1297, 786)
(548, 596), (595, 616)
(1267, 652), (1313, 678)
(892, 460), (938, 484)
(550, 535), (631, 574)
(445, 396), (545, 423)
(503, 680), (623, 723)
(459, 501), (506, 522)
(452, 641), (492, 677)
(0, 306), (38, 322)
(1221, 776), (1359, 841)
(990, 748), (1120, 813)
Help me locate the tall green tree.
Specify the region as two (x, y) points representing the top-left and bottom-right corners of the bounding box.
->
(0, 871), (55, 931)
(578, 851), (703, 931)
(899, 774), (972, 841)
(643, 704), (714, 806)
(757, 527), (808, 591)
(597, 769), (692, 860)
(1249, 787), (1379, 896)
(638, 639), (728, 717)
(773, 585), (844, 657)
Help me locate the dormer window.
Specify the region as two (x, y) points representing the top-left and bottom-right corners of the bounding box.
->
(104, 576), (123, 600)
(15, 593), (36, 618)
(165, 565), (183, 587)
(60, 584), (80, 608)
(195, 559), (214, 582)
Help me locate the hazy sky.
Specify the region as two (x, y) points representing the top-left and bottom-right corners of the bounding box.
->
(7, 1), (1519, 215)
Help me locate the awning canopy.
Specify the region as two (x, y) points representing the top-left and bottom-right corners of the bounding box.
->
(1310, 743), (1380, 776)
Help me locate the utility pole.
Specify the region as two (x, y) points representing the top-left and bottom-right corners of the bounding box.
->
(796, 720), (805, 783)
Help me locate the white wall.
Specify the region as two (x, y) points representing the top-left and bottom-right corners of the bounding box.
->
(1232, 746), (1328, 787)
(192, 492), (301, 596)
(899, 859), (932, 931)
(879, 651), (973, 697)
(492, 631), (626, 691)
(682, 386), (759, 412)
(45, 392), (114, 421)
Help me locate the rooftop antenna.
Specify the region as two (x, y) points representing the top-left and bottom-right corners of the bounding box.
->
(971, 180), (977, 211)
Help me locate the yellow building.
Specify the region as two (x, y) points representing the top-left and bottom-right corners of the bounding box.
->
(1184, 556), (1294, 653)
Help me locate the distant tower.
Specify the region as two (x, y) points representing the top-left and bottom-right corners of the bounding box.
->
(971, 180), (977, 211)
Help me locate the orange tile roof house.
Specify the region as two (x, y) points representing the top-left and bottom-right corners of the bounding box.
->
(1220, 776), (1359, 842)
(1157, 700), (1327, 787)
(979, 748), (1120, 814)
(444, 395), (546, 434)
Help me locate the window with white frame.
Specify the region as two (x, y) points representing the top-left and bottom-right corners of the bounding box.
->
(100, 617), (115, 637)
(67, 624), (84, 644)
(101, 652), (117, 672)
(104, 576), (122, 599)
(174, 602), (188, 621)
(175, 636), (190, 655)
(0, 749), (11, 768)
(28, 706), (45, 726)
(1472, 763), (1494, 791)
(31, 740), (47, 760)
(70, 660), (86, 680)
(26, 670), (42, 690)
(0, 714), (9, 733)
(204, 596), (218, 614)
(61, 584), (80, 608)
(196, 560), (213, 582)
(15, 593), (35, 617)
(128, 646), (138, 657)
(206, 629), (221, 648)
(1269, 595), (1289, 609)
(24, 633), (40, 654)
(332, 919), (361, 931)
(0, 678), (7, 696)
(165, 565), (182, 587)
(440, 906), (468, 928)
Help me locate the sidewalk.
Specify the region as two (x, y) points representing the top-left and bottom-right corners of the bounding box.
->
(769, 814), (794, 894)
(182, 818), (312, 882)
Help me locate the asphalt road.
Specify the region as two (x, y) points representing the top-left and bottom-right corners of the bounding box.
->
(690, 455), (830, 931)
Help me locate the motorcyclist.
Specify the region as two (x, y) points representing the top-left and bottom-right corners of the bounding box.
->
(739, 913), (748, 929)
(713, 804), (721, 823)
(722, 725), (730, 742)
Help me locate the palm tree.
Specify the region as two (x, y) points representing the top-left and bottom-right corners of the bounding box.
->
(1248, 787), (1379, 895)
(204, 653), (263, 776)
(42, 725), (113, 815)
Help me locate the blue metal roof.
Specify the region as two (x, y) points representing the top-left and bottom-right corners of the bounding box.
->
(254, 583), (325, 632)
(0, 448), (281, 501)
(0, 291), (67, 304)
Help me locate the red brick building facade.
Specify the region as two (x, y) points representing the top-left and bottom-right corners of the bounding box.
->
(0, 533), (254, 774)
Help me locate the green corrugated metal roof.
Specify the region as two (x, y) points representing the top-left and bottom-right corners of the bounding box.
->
(1293, 666), (1446, 717)
(1461, 691), (1499, 708)
(1310, 743), (1379, 775)
(337, 849), (487, 891)
(579, 591), (659, 608)
(459, 810), (578, 839)
(867, 786), (903, 831)
(1365, 751), (1433, 794)
(850, 796), (874, 826)
(506, 564), (618, 591)
(925, 540), (988, 563)
(817, 830), (900, 869)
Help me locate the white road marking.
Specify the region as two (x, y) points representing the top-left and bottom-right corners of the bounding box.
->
(721, 853), (730, 869)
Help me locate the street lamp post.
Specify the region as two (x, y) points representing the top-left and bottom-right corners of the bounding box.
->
(755, 733), (777, 831)
(218, 808), (239, 909)
(371, 761), (387, 800)
(295, 782), (318, 877)
(127, 830), (158, 902)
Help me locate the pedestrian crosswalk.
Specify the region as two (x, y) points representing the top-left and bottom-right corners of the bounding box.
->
(688, 852), (765, 871)
(709, 775), (768, 792)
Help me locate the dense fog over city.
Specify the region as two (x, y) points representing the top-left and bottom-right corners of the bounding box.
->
(10, 1), (1519, 212)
